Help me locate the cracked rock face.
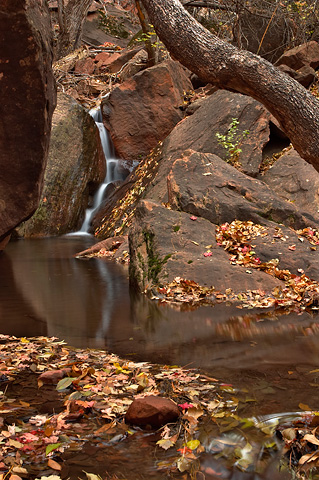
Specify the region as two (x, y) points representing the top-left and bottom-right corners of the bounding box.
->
(0, 0), (56, 247)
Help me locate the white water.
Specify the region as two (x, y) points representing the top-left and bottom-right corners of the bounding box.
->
(79, 106), (122, 234)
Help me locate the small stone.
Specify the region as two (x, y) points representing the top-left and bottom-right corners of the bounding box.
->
(38, 369), (70, 387)
(125, 395), (180, 428)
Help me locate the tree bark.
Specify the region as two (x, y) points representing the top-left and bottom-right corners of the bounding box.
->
(135, 0), (156, 67)
(140, 0), (319, 171)
(56, 0), (93, 59)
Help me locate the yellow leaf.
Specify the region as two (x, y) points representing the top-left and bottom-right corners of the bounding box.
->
(186, 439), (200, 450)
(299, 403), (311, 411)
(156, 438), (174, 450)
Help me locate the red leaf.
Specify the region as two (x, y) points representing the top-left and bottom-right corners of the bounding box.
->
(190, 216), (197, 221)
(178, 402), (193, 410)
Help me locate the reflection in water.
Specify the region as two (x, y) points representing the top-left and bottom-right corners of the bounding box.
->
(2, 237), (319, 477)
(2, 237), (319, 381)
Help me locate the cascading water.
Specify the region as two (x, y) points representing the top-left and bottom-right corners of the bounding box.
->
(79, 105), (123, 234)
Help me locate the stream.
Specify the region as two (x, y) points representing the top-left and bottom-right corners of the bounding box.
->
(1, 235), (319, 478)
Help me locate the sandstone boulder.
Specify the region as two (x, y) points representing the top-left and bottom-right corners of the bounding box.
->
(158, 90), (271, 177)
(125, 395), (180, 428)
(0, 0), (56, 246)
(275, 41), (319, 71)
(167, 151), (318, 230)
(262, 149), (319, 221)
(129, 199), (282, 294)
(101, 59), (193, 162)
(94, 47), (144, 75)
(17, 93), (105, 237)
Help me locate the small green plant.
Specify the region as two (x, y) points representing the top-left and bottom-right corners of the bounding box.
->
(216, 118), (249, 165)
(129, 24), (165, 52)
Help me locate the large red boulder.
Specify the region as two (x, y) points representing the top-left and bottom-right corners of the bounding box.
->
(0, 0), (56, 247)
(101, 59), (192, 162)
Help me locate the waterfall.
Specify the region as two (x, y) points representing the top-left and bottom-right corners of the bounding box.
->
(78, 105), (122, 234)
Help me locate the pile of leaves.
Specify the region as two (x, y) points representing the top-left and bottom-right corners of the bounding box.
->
(0, 336), (318, 478)
(0, 335), (310, 480)
(153, 220), (319, 312)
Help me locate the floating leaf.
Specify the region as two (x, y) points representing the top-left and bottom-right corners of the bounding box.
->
(176, 456), (194, 472)
(45, 443), (61, 456)
(56, 377), (76, 391)
(303, 433), (319, 445)
(186, 439), (200, 450)
(47, 459), (62, 471)
(35, 476), (62, 480)
(156, 438), (174, 450)
(299, 403), (311, 411)
(83, 473), (103, 480)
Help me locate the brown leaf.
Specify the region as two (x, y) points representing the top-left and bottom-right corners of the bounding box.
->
(48, 458), (62, 471)
(303, 433), (319, 446)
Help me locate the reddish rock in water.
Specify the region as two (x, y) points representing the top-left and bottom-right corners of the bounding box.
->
(125, 395), (180, 428)
(0, 0), (56, 246)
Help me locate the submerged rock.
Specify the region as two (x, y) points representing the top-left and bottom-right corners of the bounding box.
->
(125, 395), (180, 428)
(0, 0), (56, 247)
(17, 93), (105, 237)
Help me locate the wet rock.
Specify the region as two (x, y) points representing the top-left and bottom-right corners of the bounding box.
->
(16, 93), (105, 237)
(125, 395), (180, 428)
(129, 199), (281, 293)
(101, 59), (192, 162)
(167, 151), (318, 230)
(262, 149), (319, 221)
(75, 235), (128, 258)
(38, 369), (70, 387)
(0, 0), (56, 244)
(157, 90), (271, 177)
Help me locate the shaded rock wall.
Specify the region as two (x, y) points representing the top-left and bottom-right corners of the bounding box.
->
(17, 93), (105, 237)
(0, 0), (56, 245)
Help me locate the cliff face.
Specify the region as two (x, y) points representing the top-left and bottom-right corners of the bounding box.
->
(0, 0), (56, 248)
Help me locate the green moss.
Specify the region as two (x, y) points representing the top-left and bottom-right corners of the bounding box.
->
(143, 231), (171, 285)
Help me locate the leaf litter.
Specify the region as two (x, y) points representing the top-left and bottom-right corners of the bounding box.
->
(152, 220), (319, 313)
(0, 336), (317, 478)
